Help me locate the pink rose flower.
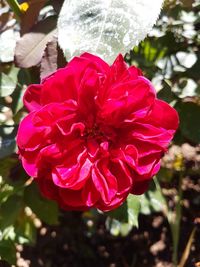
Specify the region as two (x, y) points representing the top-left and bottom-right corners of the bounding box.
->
(17, 53), (179, 211)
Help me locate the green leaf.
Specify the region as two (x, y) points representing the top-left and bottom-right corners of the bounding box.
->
(24, 182), (59, 225)
(0, 67), (19, 97)
(105, 218), (126, 236)
(2, 226), (16, 241)
(106, 201), (128, 223)
(140, 179), (166, 215)
(127, 194), (141, 228)
(0, 195), (23, 230)
(186, 54), (200, 80)
(0, 157), (17, 179)
(157, 80), (179, 104)
(0, 183), (15, 204)
(0, 239), (16, 265)
(16, 216), (37, 244)
(176, 102), (200, 144)
(106, 194), (141, 236)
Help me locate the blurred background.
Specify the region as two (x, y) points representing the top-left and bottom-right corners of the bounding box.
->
(0, 0), (200, 266)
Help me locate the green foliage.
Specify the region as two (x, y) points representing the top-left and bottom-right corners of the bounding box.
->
(176, 101), (200, 143)
(0, 195), (22, 230)
(106, 195), (141, 236)
(0, 66), (19, 97)
(0, 0), (199, 264)
(140, 179), (166, 215)
(0, 239), (16, 265)
(24, 182), (59, 225)
(106, 179), (166, 235)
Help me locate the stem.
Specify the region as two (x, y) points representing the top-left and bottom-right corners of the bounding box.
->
(154, 173), (184, 267)
(6, 0), (22, 21)
(171, 172), (184, 267)
(153, 177), (169, 218)
(178, 227), (196, 267)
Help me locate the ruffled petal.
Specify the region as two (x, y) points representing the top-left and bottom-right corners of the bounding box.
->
(37, 176), (59, 202)
(98, 78), (155, 125)
(109, 159), (133, 195)
(131, 180), (150, 195)
(130, 122), (174, 149)
(145, 99), (179, 131)
(109, 54), (142, 83)
(92, 159), (118, 205)
(109, 54), (129, 83)
(77, 68), (99, 123)
(21, 150), (39, 177)
(59, 187), (84, 208)
(81, 179), (100, 207)
(17, 112), (50, 151)
(40, 67), (79, 105)
(128, 65), (143, 78)
(39, 54), (109, 106)
(135, 153), (161, 177)
(53, 156), (92, 190)
(23, 84), (42, 112)
(80, 53), (110, 73)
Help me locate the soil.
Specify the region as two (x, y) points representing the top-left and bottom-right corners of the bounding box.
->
(1, 175), (199, 267)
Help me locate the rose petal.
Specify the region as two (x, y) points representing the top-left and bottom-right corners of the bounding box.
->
(98, 78), (155, 125)
(23, 84), (42, 112)
(92, 160), (118, 204)
(145, 99), (179, 131)
(17, 112), (50, 151)
(131, 180), (150, 195)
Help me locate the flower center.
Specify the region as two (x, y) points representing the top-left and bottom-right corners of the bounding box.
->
(84, 124), (104, 139)
(83, 123), (117, 144)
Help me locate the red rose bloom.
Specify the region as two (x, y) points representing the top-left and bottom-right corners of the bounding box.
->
(17, 53), (179, 211)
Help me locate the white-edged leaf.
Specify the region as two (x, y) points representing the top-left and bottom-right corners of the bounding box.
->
(58, 0), (164, 64)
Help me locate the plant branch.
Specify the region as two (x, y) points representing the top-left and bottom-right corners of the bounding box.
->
(171, 171), (184, 267)
(178, 227), (197, 267)
(6, 0), (22, 21)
